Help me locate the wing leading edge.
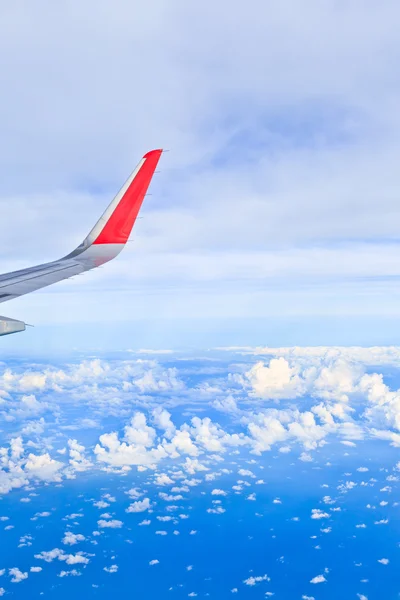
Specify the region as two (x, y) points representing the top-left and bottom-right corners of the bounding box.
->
(0, 149), (162, 335)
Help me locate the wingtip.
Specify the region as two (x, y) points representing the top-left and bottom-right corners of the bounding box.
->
(143, 149), (163, 159)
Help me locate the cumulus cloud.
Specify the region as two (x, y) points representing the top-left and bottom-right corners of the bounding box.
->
(243, 358), (306, 400)
(9, 568), (28, 583)
(97, 519), (123, 529)
(310, 575), (326, 584)
(243, 574), (269, 586)
(62, 532), (85, 546)
(24, 453), (63, 482)
(67, 439), (92, 472)
(126, 498), (151, 513)
(311, 509), (330, 520)
(58, 569), (82, 577)
(133, 367), (184, 393)
(34, 548), (90, 565)
(104, 565), (118, 573)
(1, 348), (400, 503)
(155, 473), (174, 486)
(211, 489), (227, 496)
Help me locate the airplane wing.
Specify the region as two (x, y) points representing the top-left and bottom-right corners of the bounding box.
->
(0, 149), (162, 336)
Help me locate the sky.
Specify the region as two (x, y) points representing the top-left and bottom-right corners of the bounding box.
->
(1, 3), (400, 599)
(1, 2), (400, 349)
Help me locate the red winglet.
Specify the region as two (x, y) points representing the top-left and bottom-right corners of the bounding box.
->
(92, 149), (162, 245)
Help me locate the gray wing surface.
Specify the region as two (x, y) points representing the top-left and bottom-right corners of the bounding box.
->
(0, 149), (162, 335)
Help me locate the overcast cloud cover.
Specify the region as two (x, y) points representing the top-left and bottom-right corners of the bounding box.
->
(1, 1), (400, 349)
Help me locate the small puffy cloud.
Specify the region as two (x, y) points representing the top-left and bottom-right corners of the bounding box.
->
(9, 568), (28, 583)
(299, 452), (313, 462)
(207, 507), (226, 514)
(182, 457), (208, 475)
(378, 558), (389, 565)
(62, 532), (85, 546)
(155, 473), (174, 486)
(238, 469), (254, 477)
(243, 574), (269, 586)
(311, 509), (329, 520)
(93, 500), (109, 509)
(310, 575), (326, 584)
(149, 560), (159, 566)
(97, 519), (123, 529)
(126, 498), (151, 513)
(211, 489), (227, 496)
(104, 565), (118, 573)
(34, 548), (89, 565)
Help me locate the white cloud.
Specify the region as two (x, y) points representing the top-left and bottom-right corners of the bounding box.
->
(211, 489), (227, 496)
(311, 509), (330, 520)
(62, 532), (85, 546)
(133, 368), (184, 393)
(104, 565), (118, 573)
(152, 408), (176, 439)
(34, 548), (89, 565)
(243, 358), (305, 400)
(299, 452), (313, 462)
(126, 498), (151, 513)
(155, 473), (174, 486)
(24, 453), (63, 482)
(212, 396), (239, 414)
(243, 574), (269, 586)
(97, 519), (123, 529)
(2, 347), (400, 505)
(207, 507), (225, 514)
(310, 575), (326, 584)
(9, 568), (28, 583)
(67, 439), (92, 472)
